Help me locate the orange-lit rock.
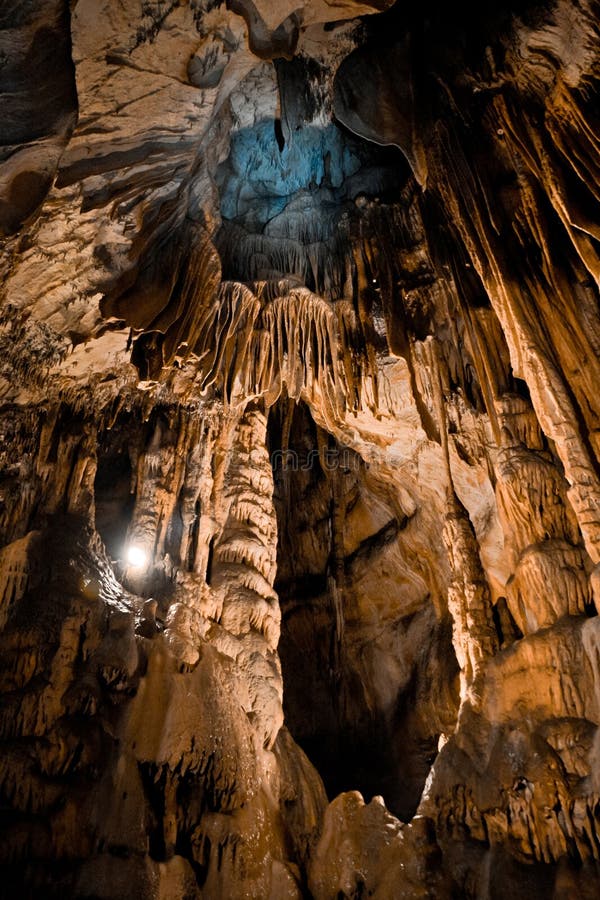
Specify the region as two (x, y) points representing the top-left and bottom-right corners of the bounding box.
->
(1, 0), (600, 896)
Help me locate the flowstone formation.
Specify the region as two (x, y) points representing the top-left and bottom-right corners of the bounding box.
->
(1, 0), (600, 897)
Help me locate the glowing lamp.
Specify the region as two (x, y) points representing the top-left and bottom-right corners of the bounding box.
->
(126, 545), (148, 569)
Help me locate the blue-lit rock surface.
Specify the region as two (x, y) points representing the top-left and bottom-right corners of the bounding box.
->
(218, 122), (361, 223)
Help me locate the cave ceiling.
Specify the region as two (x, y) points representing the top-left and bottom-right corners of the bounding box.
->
(1, 0), (600, 897)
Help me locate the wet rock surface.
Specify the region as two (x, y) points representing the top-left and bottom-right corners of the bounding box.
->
(1, 0), (600, 896)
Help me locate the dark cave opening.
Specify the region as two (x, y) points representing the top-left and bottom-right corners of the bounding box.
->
(268, 400), (459, 821)
(94, 427), (136, 562)
(273, 116), (285, 153)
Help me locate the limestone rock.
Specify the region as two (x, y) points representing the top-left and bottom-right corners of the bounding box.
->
(1, 0), (600, 897)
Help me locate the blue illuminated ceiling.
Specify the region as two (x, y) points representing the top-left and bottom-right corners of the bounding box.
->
(215, 55), (409, 290)
(218, 121), (362, 228)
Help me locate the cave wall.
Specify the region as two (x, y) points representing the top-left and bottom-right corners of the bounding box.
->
(1, 0), (600, 897)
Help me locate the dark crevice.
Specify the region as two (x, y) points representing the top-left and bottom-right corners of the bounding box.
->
(268, 400), (459, 820)
(274, 117), (285, 153)
(94, 416), (139, 561)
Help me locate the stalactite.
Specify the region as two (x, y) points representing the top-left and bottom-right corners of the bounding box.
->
(427, 337), (498, 700)
(443, 491), (500, 698)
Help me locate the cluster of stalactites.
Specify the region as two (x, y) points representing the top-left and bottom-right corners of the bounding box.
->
(432, 70), (600, 565)
(216, 222), (352, 302)
(114, 214), (376, 428)
(193, 279), (370, 428)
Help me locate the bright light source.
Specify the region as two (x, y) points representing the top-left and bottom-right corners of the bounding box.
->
(126, 545), (148, 569)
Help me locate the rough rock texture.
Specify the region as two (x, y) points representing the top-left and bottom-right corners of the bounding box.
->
(1, 0), (600, 897)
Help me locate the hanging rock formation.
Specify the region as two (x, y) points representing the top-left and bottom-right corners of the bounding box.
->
(1, 0), (600, 897)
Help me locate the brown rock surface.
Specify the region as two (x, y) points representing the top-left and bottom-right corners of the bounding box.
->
(1, 0), (600, 897)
